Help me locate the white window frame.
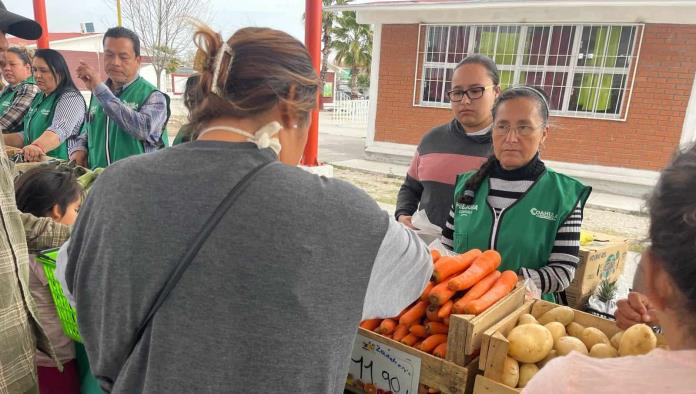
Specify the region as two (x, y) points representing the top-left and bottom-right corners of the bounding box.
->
(413, 23), (644, 121)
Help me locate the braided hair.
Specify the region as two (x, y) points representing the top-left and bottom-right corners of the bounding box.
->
(458, 86), (550, 205)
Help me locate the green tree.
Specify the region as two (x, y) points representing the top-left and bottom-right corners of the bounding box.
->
(331, 11), (372, 98)
(320, 0), (347, 86)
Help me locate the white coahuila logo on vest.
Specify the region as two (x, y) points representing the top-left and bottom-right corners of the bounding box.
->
(456, 203), (478, 216)
(530, 208), (558, 221)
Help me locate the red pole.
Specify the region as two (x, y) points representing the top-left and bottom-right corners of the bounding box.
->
(32, 0), (49, 49)
(302, 0), (321, 166)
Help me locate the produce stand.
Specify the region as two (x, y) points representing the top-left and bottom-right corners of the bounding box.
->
(476, 299), (623, 393)
(346, 283), (526, 394)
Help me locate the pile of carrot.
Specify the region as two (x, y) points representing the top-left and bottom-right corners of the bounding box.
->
(359, 248), (518, 360)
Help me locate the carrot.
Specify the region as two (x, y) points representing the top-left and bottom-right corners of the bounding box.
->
(452, 270), (502, 314)
(425, 303), (440, 322)
(418, 334), (448, 353)
(433, 342), (448, 358)
(419, 281), (435, 302)
(392, 324), (409, 342)
(432, 249), (482, 283)
(399, 300), (429, 326)
(443, 316), (450, 325)
(400, 334), (418, 346)
(413, 340), (424, 349)
(409, 324), (427, 338)
(359, 319), (381, 331)
(375, 319), (397, 335)
(428, 278), (457, 306)
(430, 249), (442, 263)
(425, 321), (449, 335)
(447, 250), (502, 291)
(460, 270), (518, 315)
(437, 300), (454, 319)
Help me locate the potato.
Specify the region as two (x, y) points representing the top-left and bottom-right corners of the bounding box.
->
(566, 322), (585, 338)
(544, 322), (566, 345)
(555, 336), (588, 356)
(537, 349), (557, 368)
(619, 323), (657, 356)
(501, 356), (520, 388)
(507, 324), (554, 363)
(580, 327), (611, 350)
(538, 306), (574, 326)
(518, 314), (539, 326)
(589, 343), (618, 358)
(518, 363), (540, 388)
(531, 303), (557, 319)
(610, 331), (624, 349)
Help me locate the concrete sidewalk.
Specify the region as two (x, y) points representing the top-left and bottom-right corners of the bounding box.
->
(332, 158), (647, 215)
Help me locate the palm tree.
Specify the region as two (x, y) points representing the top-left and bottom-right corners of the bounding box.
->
(320, 0), (348, 86)
(331, 11), (372, 98)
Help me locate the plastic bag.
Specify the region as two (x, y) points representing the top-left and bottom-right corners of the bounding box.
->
(411, 210), (443, 245)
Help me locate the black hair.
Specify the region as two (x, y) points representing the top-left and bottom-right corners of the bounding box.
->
(454, 54), (500, 86)
(14, 164), (82, 219)
(458, 86), (550, 205)
(33, 49), (81, 98)
(8, 46), (32, 66)
(103, 26), (141, 57)
(646, 145), (696, 320)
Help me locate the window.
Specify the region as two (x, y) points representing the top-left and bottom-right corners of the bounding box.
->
(414, 24), (643, 120)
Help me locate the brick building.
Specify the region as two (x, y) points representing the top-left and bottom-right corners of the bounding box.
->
(333, 0), (696, 194)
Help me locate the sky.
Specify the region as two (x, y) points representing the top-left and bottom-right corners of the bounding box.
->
(3, 0), (307, 41)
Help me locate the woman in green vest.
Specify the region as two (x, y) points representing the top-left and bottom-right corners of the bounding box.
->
(441, 86), (592, 303)
(0, 46), (39, 133)
(3, 49), (86, 162)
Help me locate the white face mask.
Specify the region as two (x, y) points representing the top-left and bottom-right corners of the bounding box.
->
(198, 121), (283, 156)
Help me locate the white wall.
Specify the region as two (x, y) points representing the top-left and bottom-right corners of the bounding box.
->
(49, 35), (104, 52)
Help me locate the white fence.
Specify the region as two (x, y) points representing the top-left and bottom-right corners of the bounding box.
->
(332, 99), (369, 124)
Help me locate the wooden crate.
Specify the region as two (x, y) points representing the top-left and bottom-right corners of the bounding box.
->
(473, 374), (519, 394)
(478, 299), (621, 388)
(347, 328), (479, 394)
(446, 283), (526, 366)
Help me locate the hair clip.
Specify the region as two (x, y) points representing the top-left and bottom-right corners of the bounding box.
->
(211, 42), (234, 97)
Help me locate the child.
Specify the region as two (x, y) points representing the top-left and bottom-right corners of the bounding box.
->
(15, 164), (82, 394)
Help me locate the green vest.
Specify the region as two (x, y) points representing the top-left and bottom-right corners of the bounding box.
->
(0, 76), (35, 131)
(452, 169), (591, 302)
(23, 90), (66, 160)
(86, 76), (170, 169)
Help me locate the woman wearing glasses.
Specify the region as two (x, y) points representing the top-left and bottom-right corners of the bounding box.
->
(440, 86), (591, 303)
(395, 54), (500, 233)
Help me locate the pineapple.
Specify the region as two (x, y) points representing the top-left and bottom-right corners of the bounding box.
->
(596, 279), (618, 304)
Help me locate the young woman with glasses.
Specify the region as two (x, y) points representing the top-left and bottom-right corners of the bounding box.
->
(395, 54), (501, 233)
(440, 86), (592, 303)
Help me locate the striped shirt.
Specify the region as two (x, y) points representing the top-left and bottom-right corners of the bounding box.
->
(70, 78), (168, 155)
(396, 119), (492, 230)
(18, 90), (86, 152)
(441, 157), (584, 294)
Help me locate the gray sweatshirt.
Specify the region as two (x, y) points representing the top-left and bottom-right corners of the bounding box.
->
(65, 141), (431, 393)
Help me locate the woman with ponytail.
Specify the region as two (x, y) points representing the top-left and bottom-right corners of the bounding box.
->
(441, 86), (591, 302)
(63, 22), (432, 393)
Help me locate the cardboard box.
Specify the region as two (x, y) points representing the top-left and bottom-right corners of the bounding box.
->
(565, 232), (629, 308)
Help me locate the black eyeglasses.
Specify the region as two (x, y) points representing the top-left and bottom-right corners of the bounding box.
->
(447, 85), (495, 102)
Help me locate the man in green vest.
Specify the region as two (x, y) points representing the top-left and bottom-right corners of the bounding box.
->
(71, 26), (170, 169)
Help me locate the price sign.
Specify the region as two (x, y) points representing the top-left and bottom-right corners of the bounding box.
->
(347, 333), (421, 394)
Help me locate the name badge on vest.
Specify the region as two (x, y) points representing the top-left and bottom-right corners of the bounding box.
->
(529, 208), (558, 222)
(456, 202), (479, 217)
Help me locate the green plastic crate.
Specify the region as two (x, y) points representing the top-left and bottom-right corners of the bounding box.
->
(35, 248), (82, 342)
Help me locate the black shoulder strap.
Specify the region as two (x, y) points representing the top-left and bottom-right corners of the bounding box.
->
(123, 160), (277, 361)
